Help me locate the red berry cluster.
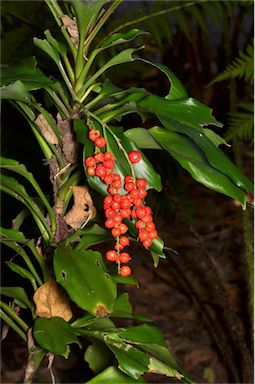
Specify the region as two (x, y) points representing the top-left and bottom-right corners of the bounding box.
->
(84, 128), (158, 276)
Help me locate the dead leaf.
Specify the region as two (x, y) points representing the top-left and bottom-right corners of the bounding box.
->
(35, 114), (59, 144)
(57, 113), (79, 164)
(33, 279), (73, 321)
(64, 185), (96, 230)
(60, 15), (79, 45)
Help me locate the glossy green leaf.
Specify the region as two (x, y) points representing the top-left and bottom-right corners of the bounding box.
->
(107, 339), (150, 379)
(6, 262), (37, 288)
(203, 128), (230, 147)
(0, 226), (26, 242)
(124, 128), (162, 149)
(73, 224), (112, 251)
(111, 275), (138, 285)
(137, 59), (188, 100)
(111, 293), (132, 317)
(138, 95), (222, 130)
(33, 317), (81, 358)
(0, 80), (33, 104)
(100, 29), (146, 49)
(158, 117), (253, 193)
(0, 287), (33, 309)
(85, 366), (145, 383)
(85, 340), (112, 373)
(0, 63), (53, 91)
(150, 127), (246, 206)
(44, 30), (67, 56)
(33, 38), (60, 66)
(54, 246), (117, 315)
(119, 324), (166, 346)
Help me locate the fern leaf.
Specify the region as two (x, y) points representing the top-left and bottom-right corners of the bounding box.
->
(226, 101), (254, 141)
(211, 40), (254, 84)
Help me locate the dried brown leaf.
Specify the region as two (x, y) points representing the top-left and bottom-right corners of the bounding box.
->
(57, 113), (79, 164)
(64, 186), (96, 230)
(61, 15), (79, 45)
(35, 114), (59, 144)
(33, 279), (73, 321)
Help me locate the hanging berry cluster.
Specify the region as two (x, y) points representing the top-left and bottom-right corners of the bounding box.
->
(85, 128), (158, 276)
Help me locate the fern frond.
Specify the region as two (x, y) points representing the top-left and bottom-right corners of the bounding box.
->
(211, 40), (254, 84)
(225, 101), (254, 141)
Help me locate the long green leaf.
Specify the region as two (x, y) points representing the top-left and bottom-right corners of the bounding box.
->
(0, 287), (33, 309)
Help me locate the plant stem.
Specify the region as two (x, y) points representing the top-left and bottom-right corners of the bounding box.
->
(26, 241), (50, 283)
(0, 309), (27, 341)
(45, 88), (70, 119)
(0, 301), (29, 332)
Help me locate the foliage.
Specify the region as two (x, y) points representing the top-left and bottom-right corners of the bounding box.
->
(0, 1), (253, 383)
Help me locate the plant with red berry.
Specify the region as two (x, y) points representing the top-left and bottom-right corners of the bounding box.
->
(0, 1), (253, 383)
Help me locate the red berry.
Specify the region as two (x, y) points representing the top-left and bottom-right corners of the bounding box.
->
(128, 151), (141, 164)
(105, 208), (115, 218)
(139, 230), (149, 241)
(119, 252), (131, 263)
(87, 167), (95, 176)
(113, 215), (122, 224)
(136, 178), (147, 189)
(113, 194), (122, 203)
(104, 152), (114, 161)
(131, 209), (137, 218)
(136, 207), (147, 219)
(95, 137), (106, 148)
(137, 189), (147, 199)
(112, 174), (121, 181)
(143, 215), (153, 223)
(105, 218), (114, 228)
(95, 164), (106, 178)
(133, 198), (143, 207)
(125, 182), (135, 191)
(85, 156), (96, 167)
(135, 220), (144, 229)
(104, 196), (112, 205)
(120, 199), (131, 209)
(106, 250), (118, 262)
(94, 153), (105, 162)
(120, 209), (131, 219)
(108, 186), (116, 195)
(111, 201), (120, 210)
(130, 189), (139, 199)
(112, 180), (122, 190)
(103, 159), (114, 169)
(145, 222), (155, 231)
(120, 265), (131, 276)
(112, 227), (121, 237)
(89, 129), (100, 141)
(104, 175), (113, 185)
(124, 175), (134, 183)
(148, 230), (158, 239)
(142, 238), (153, 248)
(119, 223), (128, 234)
(119, 236), (130, 247)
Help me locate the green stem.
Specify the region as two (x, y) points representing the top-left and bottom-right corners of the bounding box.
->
(58, 60), (77, 100)
(1, 240), (43, 286)
(78, 83), (101, 103)
(45, 87), (70, 119)
(84, 93), (104, 109)
(99, 0), (207, 45)
(75, 50), (98, 91)
(45, 0), (76, 59)
(26, 241), (50, 283)
(0, 309), (27, 341)
(63, 54), (75, 83)
(0, 301), (29, 332)
(83, 0), (121, 57)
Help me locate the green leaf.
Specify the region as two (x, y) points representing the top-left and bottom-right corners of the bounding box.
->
(73, 224), (112, 251)
(100, 29), (146, 49)
(0, 287), (33, 309)
(124, 128), (162, 149)
(33, 38), (60, 66)
(6, 262), (37, 288)
(119, 324), (166, 347)
(33, 317), (81, 358)
(137, 59), (188, 100)
(111, 275), (138, 285)
(44, 30), (67, 56)
(54, 246), (117, 315)
(111, 293), (132, 317)
(158, 118), (254, 193)
(85, 366), (145, 383)
(85, 340), (112, 374)
(138, 95), (223, 130)
(0, 62), (53, 91)
(0, 80), (33, 104)
(150, 127), (247, 206)
(0, 227), (26, 241)
(203, 129), (230, 147)
(107, 339), (150, 379)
